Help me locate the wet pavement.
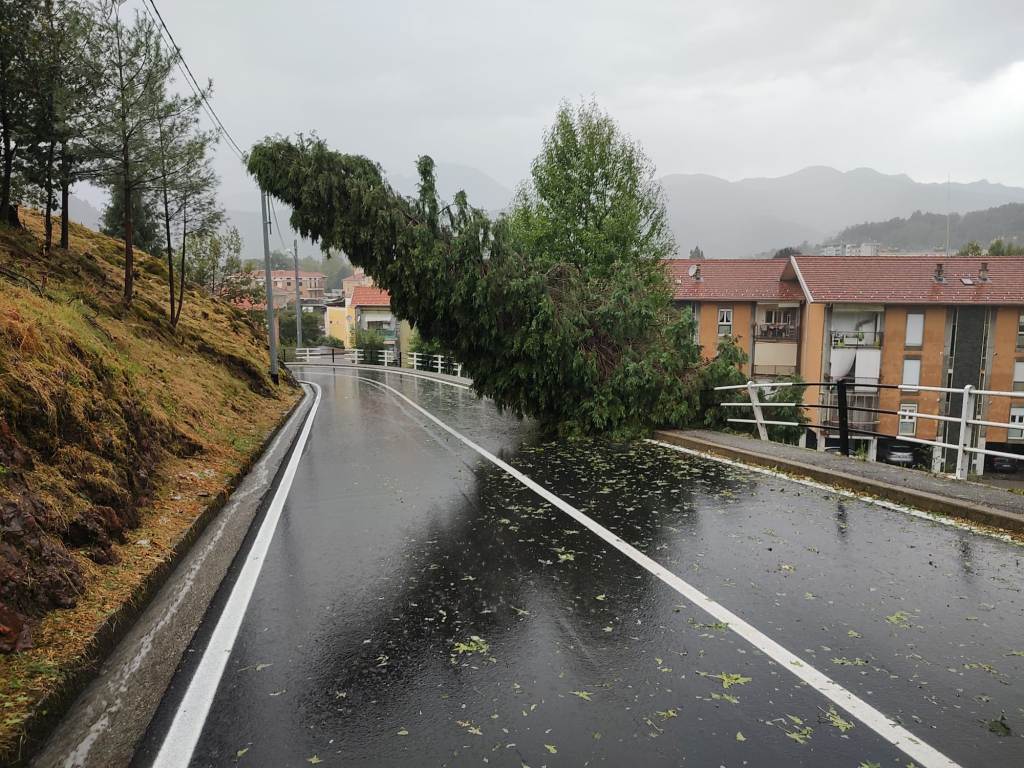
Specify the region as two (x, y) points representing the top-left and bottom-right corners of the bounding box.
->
(134, 368), (1024, 767)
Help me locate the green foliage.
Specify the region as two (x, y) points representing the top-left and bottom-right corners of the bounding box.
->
(279, 308), (322, 346)
(836, 203), (1024, 253)
(188, 225), (243, 294)
(322, 335), (345, 348)
(353, 328), (386, 365)
(101, 187), (161, 255)
(353, 327), (385, 350)
(957, 240), (982, 257)
(247, 103), (736, 436)
(987, 238), (1024, 256)
(408, 326), (442, 356)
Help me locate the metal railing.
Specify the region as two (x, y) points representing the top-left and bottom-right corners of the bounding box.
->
(285, 347), (464, 378)
(830, 330), (883, 348)
(716, 379), (1024, 479)
(754, 323), (800, 341)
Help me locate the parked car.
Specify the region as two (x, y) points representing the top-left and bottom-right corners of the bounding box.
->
(990, 455), (1021, 473)
(881, 443), (916, 466)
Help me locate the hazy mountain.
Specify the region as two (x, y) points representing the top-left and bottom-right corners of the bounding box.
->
(660, 166), (1024, 258)
(68, 195), (102, 230)
(835, 203), (1024, 252)
(387, 161), (514, 212)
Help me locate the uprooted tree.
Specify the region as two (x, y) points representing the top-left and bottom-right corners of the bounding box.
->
(248, 102), (742, 436)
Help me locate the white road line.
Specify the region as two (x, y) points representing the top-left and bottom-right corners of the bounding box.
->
(351, 375), (960, 768)
(151, 382), (322, 768)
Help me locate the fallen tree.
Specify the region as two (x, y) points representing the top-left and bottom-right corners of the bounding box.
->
(248, 102), (742, 436)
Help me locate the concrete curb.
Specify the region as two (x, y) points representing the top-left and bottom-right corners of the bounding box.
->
(22, 385), (314, 768)
(653, 430), (1024, 535)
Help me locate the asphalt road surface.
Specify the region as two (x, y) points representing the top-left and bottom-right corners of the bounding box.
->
(133, 367), (1024, 768)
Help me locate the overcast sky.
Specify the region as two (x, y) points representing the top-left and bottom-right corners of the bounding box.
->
(109, 0), (1024, 212)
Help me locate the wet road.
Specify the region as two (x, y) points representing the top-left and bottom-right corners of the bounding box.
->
(134, 368), (1024, 767)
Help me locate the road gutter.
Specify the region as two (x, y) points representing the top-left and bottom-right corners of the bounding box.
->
(28, 384), (316, 768)
(653, 429), (1024, 535)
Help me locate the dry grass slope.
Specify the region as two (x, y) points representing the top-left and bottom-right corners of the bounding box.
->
(0, 211), (299, 760)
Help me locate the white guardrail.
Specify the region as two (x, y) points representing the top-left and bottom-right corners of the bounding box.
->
(290, 347), (463, 378)
(716, 380), (1023, 480)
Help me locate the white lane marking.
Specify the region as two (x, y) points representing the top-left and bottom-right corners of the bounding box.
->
(350, 375), (960, 768)
(151, 382), (322, 768)
(648, 439), (1022, 546)
(291, 362), (472, 390)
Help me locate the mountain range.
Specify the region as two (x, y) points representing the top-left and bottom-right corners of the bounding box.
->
(659, 166), (1024, 257)
(66, 165), (1024, 262)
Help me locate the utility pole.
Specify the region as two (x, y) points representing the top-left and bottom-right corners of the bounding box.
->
(260, 190), (279, 383)
(293, 237), (302, 348)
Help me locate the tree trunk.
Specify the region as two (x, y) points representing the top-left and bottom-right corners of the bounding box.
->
(59, 143), (69, 249)
(122, 153), (133, 305)
(162, 179), (175, 321)
(173, 196), (187, 327)
(1, 129), (15, 227)
(43, 140), (55, 253)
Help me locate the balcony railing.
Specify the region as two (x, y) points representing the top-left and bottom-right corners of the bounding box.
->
(755, 323), (800, 341)
(831, 330), (883, 348)
(752, 364), (798, 377)
(821, 390), (879, 432)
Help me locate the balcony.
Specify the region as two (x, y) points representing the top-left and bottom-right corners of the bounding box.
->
(821, 390), (879, 432)
(755, 323), (800, 341)
(831, 330), (883, 349)
(752, 363), (798, 378)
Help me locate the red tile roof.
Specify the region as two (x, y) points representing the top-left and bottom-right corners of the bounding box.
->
(789, 255), (1024, 305)
(350, 286), (392, 308)
(663, 259), (804, 302)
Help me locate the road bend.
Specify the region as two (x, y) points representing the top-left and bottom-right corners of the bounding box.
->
(132, 366), (1024, 767)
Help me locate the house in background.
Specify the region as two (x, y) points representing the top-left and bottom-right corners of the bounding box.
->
(342, 267), (375, 300)
(786, 255), (1024, 471)
(665, 259), (805, 380)
(251, 270), (326, 302)
(324, 286), (412, 355)
(666, 254), (1024, 473)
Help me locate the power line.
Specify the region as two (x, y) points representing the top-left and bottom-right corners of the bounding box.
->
(269, 197), (289, 252)
(142, 0), (247, 160)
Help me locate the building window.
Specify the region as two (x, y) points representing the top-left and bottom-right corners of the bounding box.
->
(1015, 361), (1024, 392)
(902, 358), (921, 388)
(905, 313), (924, 347)
(1011, 407), (1024, 440)
(1018, 312), (1024, 350)
(764, 309), (794, 325)
(717, 308), (733, 336)
(898, 403), (918, 436)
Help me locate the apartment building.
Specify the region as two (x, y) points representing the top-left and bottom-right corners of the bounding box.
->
(665, 259), (805, 379)
(788, 256), (1024, 470)
(666, 255), (1024, 472)
(250, 270), (326, 302)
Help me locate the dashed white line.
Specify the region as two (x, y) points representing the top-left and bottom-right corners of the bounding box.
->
(151, 382), (322, 768)
(349, 374), (961, 768)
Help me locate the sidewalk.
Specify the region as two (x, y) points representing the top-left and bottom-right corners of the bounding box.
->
(653, 429), (1024, 534)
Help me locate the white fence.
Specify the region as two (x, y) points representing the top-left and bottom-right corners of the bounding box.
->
(717, 380), (1023, 480)
(290, 346), (463, 378)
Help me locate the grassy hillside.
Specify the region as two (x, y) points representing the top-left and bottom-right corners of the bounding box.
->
(0, 212), (299, 759)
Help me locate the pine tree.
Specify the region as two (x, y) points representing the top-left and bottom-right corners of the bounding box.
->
(84, 3), (176, 304)
(0, 0), (38, 225)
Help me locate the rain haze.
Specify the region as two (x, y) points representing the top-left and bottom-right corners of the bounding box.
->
(119, 0), (1024, 201)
